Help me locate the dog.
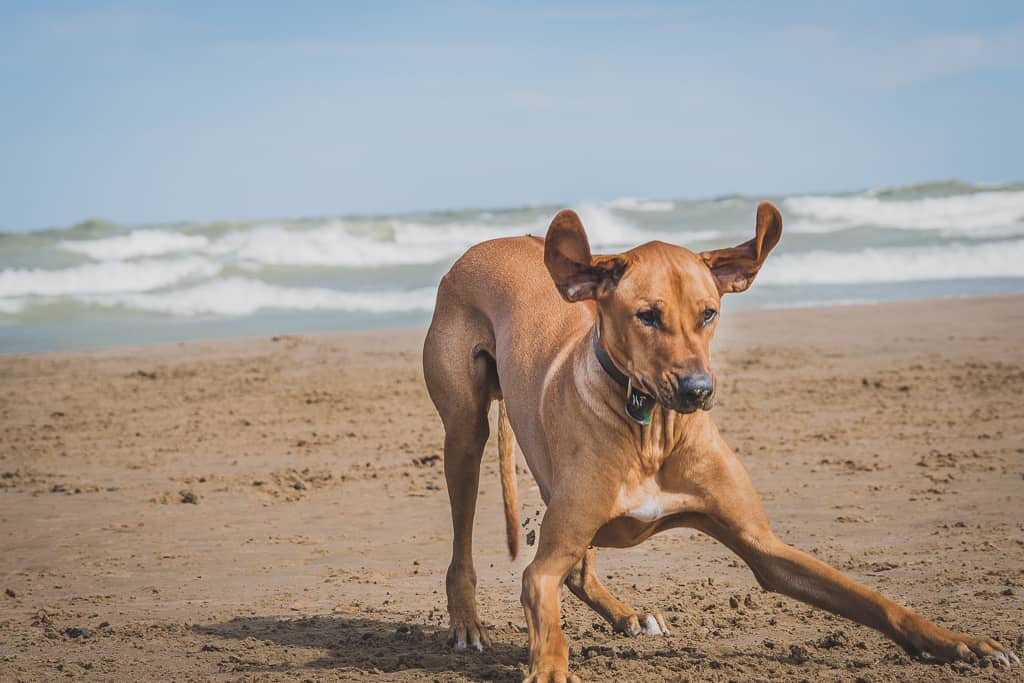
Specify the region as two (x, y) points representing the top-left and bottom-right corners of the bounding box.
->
(422, 202), (1018, 681)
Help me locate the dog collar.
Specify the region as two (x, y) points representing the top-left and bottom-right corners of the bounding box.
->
(591, 325), (654, 425)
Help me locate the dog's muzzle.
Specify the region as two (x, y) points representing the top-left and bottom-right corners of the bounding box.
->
(672, 372), (714, 413)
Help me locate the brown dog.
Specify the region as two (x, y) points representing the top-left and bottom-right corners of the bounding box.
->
(422, 202), (1018, 681)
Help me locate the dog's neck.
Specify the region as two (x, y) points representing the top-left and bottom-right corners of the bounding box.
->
(590, 324), (655, 425)
(578, 320), (708, 472)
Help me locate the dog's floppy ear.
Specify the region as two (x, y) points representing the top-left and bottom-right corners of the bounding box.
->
(545, 209), (628, 302)
(700, 201), (782, 294)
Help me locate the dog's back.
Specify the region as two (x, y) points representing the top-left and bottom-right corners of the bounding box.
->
(435, 236), (591, 341)
(427, 235), (594, 400)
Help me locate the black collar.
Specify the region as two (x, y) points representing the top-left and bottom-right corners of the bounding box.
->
(591, 325), (655, 425)
(591, 324), (629, 388)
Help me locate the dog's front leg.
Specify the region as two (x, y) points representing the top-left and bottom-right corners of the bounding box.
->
(521, 498), (606, 683)
(690, 445), (1018, 668)
(705, 516), (1016, 666)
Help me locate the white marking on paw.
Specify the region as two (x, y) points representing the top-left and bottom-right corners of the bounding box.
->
(641, 614), (663, 636)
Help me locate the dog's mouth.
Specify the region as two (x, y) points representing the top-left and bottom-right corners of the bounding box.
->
(650, 373), (716, 414)
(668, 395), (715, 414)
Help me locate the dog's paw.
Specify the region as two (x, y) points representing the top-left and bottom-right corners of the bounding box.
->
(447, 615), (489, 653)
(941, 635), (1019, 669)
(906, 624), (1019, 669)
(616, 611), (670, 637)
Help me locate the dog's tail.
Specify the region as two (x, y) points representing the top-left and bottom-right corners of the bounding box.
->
(498, 400), (519, 559)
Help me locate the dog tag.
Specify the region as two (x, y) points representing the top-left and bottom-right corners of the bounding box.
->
(625, 378), (653, 425)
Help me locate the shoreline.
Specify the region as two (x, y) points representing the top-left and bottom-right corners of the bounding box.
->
(3, 290), (1022, 359)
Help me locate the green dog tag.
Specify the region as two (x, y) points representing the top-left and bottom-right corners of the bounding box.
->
(625, 378), (653, 425)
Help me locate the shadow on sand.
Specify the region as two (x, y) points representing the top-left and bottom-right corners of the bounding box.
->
(193, 612), (899, 679)
(194, 614), (526, 681)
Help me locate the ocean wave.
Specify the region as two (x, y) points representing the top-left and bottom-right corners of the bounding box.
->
(573, 203), (703, 246)
(210, 222), (465, 268)
(0, 257), (220, 298)
(784, 190), (1024, 236)
(54, 220), (506, 268)
(59, 229), (211, 260)
(48, 206), (686, 268)
(605, 197), (676, 212)
(78, 277), (437, 317)
(866, 180), (1024, 199)
(0, 297), (25, 314)
(760, 239), (1024, 286)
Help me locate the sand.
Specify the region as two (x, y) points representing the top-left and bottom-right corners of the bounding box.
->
(1, 295), (1022, 682)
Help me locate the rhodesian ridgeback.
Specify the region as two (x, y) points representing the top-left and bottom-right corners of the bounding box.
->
(422, 202), (1018, 681)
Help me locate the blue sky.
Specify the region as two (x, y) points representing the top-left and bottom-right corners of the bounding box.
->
(1, 1), (1022, 231)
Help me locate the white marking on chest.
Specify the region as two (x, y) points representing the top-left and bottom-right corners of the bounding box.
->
(616, 482), (694, 523)
(625, 496), (664, 522)
(618, 482), (668, 522)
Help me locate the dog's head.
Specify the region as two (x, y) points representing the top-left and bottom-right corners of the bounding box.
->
(544, 201), (782, 414)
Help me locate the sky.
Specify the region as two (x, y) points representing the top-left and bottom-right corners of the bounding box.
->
(1, 1), (1023, 232)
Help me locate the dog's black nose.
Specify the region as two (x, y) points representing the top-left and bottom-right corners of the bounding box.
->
(676, 372), (714, 406)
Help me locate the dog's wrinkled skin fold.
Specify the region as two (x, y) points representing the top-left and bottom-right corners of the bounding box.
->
(422, 202), (1018, 681)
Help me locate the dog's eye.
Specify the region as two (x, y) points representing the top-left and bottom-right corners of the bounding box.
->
(635, 308), (662, 328)
(701, 308), (718, 326)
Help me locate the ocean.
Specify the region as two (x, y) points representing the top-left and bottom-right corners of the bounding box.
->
(2, 180), (1023, 353)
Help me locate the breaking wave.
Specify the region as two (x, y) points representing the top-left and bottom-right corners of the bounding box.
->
(78, 278), (437, 317)
(784, 189), (1024, 236)
(2, 181), (1023, 351)
(761, 239), (1024, 286)
(41, 203), (697, 270)
(0, 257), (219, 298)
(59, 229), (210, 260)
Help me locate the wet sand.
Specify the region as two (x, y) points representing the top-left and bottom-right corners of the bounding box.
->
(1, 295), (1022, 682)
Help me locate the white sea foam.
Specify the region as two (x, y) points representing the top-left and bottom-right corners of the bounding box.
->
(210, 211), (664, 268)
(54, 220), (507, 268)
(0, 298), (25, 314)
(5, 184), (1024, 346)
(79, 277), (437, 317)
(201, 216), (550, 268)
(207, 223), (461, 268)
(760, 239), (1024, 286)
(391, 219), (531, 247)
(606, 197), (676, 212)
(784, 190), (1024, 235)
(0, 257), (220, 298)
(41, 206), (719, 271)
(59, 229), (210, 260)
(574, 202), (692, 247)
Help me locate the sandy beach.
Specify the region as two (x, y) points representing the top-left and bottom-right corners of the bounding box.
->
(1, 295), (1022, 682)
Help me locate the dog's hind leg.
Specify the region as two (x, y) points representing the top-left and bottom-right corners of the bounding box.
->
(423, 304), (499, 653)
(565, 547), (670, 637)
